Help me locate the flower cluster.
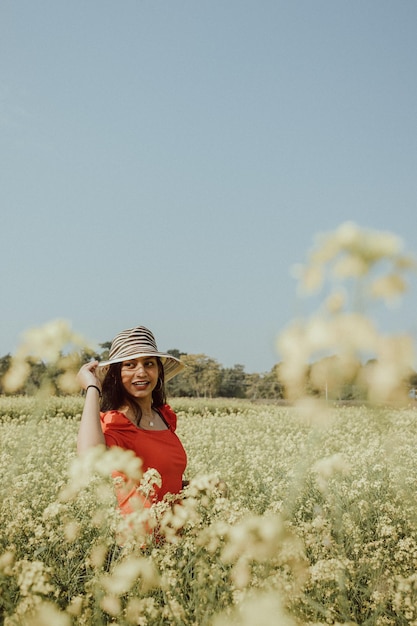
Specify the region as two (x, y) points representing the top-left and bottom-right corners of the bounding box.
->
(3, 318), (91, 394)
(278, 222), (416, 404)
(2, 396), (417, 624)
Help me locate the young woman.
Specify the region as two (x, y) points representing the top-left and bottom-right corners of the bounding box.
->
(76, 326), (186, 514)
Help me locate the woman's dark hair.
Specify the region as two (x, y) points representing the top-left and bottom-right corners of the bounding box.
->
(100, 358), (166, 420)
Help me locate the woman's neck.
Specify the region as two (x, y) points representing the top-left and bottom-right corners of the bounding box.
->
(120, 403), (166, 430)
(119, 397), (159, 426)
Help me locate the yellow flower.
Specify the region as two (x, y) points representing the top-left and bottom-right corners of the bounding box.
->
(101, 556), (158, 596)
(325, 290), (346, 314)
(370, 273), (407, 303)
(2, 360), (30, 393)
(333, 254), (368, 278)
(213, 590), (297, 626)
(23, 601), (72, 626)
(3, 319), (91, 392)
(63, 521), (80, 542)
(100, 594), (121, 617)
(312, 454), (351, 493)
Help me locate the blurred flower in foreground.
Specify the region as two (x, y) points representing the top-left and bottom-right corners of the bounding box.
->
(278, 222), (416, 405)
(312, 453), (351, 493)
(2, 319), (91, 394)
(298, 222), (415, 303)
(100, 556), (159, 596)
(220, 513), (307, 591)
(21, 601), (71, 626)
(213, 590), (297, 626)
(307, 221), (406, 280)
(61, 444), (143, 501)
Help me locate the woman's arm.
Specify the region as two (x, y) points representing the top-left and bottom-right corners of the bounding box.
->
(76, 361), (106, 454)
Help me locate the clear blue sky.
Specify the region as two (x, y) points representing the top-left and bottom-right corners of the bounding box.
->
(1, 1), (416, 373)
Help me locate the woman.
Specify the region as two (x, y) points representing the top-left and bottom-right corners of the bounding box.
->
(77, 326), (187, 515)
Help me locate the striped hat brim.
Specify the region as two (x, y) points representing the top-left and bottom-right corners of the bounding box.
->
(97, 351), (184, 382)
(96, 326), (184, 382)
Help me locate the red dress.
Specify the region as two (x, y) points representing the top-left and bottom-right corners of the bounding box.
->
(100, 404), (187, 514)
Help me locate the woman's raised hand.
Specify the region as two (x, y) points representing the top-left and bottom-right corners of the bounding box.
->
(77, 361), (102, 391)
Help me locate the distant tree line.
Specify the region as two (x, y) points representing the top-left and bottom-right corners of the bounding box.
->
(0, 345), (416, 401)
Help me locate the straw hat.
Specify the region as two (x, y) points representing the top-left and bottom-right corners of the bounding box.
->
(98, 326), (184, 381)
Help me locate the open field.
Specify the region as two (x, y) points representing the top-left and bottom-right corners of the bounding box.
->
(1, 396), (417, 625)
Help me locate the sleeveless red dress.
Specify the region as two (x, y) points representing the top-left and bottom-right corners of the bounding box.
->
(100, 404), (187, 514)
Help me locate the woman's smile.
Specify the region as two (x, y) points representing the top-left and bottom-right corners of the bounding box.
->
(132, 380), (150, 390)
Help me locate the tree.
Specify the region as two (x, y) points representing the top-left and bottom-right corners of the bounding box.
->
(245, 373), (262, 400)
(409, 368), (417, 397)
(98, 342), (112, 362)
(164, 349), (188, 397)
(0, 354), (12, 394)
(262, 364), (285, 399)
(174, 354), (221, 398)
(245, 366), (284, 400)
(219, 364), (247, 398)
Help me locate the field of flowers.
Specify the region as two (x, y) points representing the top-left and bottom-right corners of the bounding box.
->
(1, 395), (417, 625)
(2, 222), (416, 624)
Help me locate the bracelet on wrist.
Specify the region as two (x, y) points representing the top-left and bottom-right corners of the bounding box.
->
(86, 384), (102, 398)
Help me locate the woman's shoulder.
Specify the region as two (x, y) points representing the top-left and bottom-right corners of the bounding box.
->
(158, 404), (178, 429)
(100, 410), (131, 428)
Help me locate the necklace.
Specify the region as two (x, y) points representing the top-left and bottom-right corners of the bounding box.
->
(142, 409), (157, 428)
(120, 405), (156, 428)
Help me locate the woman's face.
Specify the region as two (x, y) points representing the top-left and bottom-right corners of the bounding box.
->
(120, 356), (159, 401)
